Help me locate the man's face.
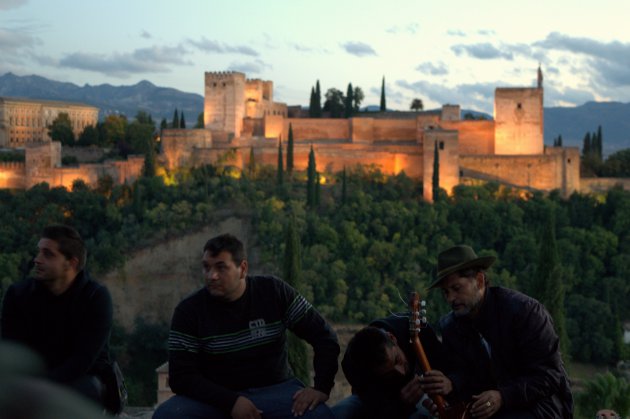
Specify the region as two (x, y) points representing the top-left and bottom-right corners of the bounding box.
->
(202, 250), (247, 302)
(440, 272), (484, 317)
(33, 238), (74, 282)
(375, 340), (409, 381)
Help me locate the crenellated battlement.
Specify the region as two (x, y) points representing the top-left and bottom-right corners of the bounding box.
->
(0, 161), (25, 170)
(204, 71), (246, 82)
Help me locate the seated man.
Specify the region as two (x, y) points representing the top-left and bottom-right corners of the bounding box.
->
(1, 225), (113, 410)
(153, 233), (340, 419)
(333, 313), (448, 419)
(423, 244), (573, 419)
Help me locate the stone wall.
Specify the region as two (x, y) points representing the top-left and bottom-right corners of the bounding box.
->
(204, 72), (246, 135)
(581, 177), (630, 193)
(281, 118), (350, 141)
(0, 161), (26, 189)
(441, 120), (495, 155)
(423, 129), (459, 201)
(161, 128), (212, 170)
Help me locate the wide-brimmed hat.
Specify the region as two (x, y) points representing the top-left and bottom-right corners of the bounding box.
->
(429, 245), (496, 289)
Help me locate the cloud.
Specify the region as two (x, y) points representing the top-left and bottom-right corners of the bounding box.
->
(535, 32), (630, 87)
(416, 61), (449, 76)
(341, 42), (377, 57)
(386, 23), (419, 34)
(58, 45), (193, 78)
(543, 84), (595, 106)
(140, 30), (152, 39)
(188, 37), (259, 57)
(396, 79), (497, 113)
(447, 29), (466, 37)
(451, 42), (514, 60)
(0, 26), (40, 52)
(227, 59), (271, 75)
(0, 0), (27, 10)
(477, 29), (495, 36)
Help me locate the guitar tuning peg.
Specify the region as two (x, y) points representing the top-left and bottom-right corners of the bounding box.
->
(420, 300), (427, 307)
(415, 319), (421, 326)
(420, 309), (427, 316)
(421, 316), (428, 325)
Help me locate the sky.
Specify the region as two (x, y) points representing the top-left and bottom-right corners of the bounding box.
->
(2, 0), (630, 114)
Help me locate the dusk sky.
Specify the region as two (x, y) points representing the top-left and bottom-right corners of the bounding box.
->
(2, 0), (630, 114)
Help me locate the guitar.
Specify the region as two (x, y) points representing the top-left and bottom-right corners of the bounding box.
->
(408, 291), (471, 419)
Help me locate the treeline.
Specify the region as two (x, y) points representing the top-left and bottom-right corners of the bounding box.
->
(1, 161), (629, 405)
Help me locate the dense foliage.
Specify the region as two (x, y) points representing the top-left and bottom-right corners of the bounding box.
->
(1, 160), (629, 408)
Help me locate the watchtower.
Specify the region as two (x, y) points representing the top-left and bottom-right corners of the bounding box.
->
(204, 72), (246, 136)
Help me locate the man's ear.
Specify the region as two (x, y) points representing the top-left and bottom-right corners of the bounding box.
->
(239, 260), (248, 278)
(387, 332), (398, 345)
(68, 256), (80, 272)
(475, 271), (486, 290)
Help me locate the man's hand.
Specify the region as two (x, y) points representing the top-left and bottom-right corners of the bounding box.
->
(418, 369), (453, 396)
(400, 375), (425, 405)
(231, 396), (262, 419)
(292, 387), (328, 416)
(470, 390), (502, 419)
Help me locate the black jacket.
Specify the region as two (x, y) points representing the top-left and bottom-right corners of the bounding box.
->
(1, 271), (112, 383)
(440, 286), (573, 419)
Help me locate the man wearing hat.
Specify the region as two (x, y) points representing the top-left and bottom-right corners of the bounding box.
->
(419, 245), (573, 419)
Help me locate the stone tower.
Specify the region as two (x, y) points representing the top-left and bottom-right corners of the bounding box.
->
(204, 72), (246, 136)
(493, 83), (544, 155)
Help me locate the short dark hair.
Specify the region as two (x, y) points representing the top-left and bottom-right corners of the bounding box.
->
(41, 225), (87, 270)
(458, 268), (488, 285)
(203, 234), (246, 264)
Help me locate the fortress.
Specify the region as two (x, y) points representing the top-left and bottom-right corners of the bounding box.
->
(161, 68), (582, 200)
(2, 68), (627, 197)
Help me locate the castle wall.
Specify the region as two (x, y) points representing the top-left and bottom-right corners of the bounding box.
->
(440, 120), (495, 154)
(281, 119), (350, 141)
(0, 161), (26, 189)
(494, 87), (543, 155)
(580, 178), (630, 193)
(204, 72), (246, 135)
(423, 130), (459, 201)
(459, 148), (580, 196)
(372, 119), (416, 142)
(161, 128), (212, 170)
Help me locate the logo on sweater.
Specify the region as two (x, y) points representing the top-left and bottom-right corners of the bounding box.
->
(249, 319), (266, 338)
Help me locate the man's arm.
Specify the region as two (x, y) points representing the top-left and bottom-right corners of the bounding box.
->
(1, 284), (22, 340)
(48, 284), (113, 383)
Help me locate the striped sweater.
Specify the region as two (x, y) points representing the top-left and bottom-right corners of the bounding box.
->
(167, 275), (340, 414)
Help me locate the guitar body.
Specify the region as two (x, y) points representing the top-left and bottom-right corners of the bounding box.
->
(409, 292), (472, 419)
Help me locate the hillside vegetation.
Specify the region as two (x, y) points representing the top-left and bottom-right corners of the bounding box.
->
(1, 164), (629, 416)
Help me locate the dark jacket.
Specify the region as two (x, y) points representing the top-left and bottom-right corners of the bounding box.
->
(342, 315), (446, 419)
(440, 286), (573, 419)
(1, 271), (113, 383)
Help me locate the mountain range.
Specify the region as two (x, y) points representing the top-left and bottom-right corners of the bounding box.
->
(1, 73), (628, 156)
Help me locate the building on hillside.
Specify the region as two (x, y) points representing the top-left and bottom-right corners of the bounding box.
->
(160, 67), (591, 200)
(0, 97), (98, 148)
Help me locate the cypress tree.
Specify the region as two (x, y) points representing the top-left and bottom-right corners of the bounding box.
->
(558, 134), (563, 147)
(180, 112), (186, 129)
(582, 132), (591, 156)
(160, 118), (167, 132)
(535, 208), (570, 358)
(315, 80), (322, 117)
(172, 109), (179, 129)
(597, 125), (603, 159)
(142, 138), (156, 177)
(315, 172), (321, 206)
(287, 123), (294, 174)
(248, 146), (256, 177)
(341, 166), (347, 206)
(309, 87), (316, 117)
(345, 83), (354, 118)
(380, 76), (387, 111)
(307, 145), (316, 207)
(283, 214), (309, 383)
(277, 138), (283, 186)
(432, 141), (440, 202)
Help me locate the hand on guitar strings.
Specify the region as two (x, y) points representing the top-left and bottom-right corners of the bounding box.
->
(418, 369), (453, 396)
(470, 390), (502, 419)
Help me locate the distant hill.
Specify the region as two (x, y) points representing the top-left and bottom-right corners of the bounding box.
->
(544, 101), (630, 156)
(1, 73), (628, 155)
(0, 73), (203, 123)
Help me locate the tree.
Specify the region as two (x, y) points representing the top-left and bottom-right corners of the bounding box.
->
(410, 98), (424, 112)
(194, 112), (204, 129)
(102, 114), (128, 149)
(582, 132), (592, 156)
(283, 214), (309, 384)
(307, 145), (317, 208)
(172, 109), (179, 129)
(308, 86), (317, 118)
(323, 88), (345, 118)
(380, 76), (386, 111)
(315, 80), (322, 117)
(277, 138), (283, 186)
(576, 372), (630, 419)
(353, 87), (364, 112)
(247, 146), (256, 177)
(78, 125), (99, 146)
(287, 123), (294, 174)
(160, 118), (167, 132)
(48, 112), (75, 145)
(344, 83), (354, 118)
(179, 112), (186, 129)
(432, 141), (440, 202)
(341, 166), (347, 206)
(534, 209), (570, 358)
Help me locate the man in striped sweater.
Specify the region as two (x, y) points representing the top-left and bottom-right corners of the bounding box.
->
(153, 233), (340, 419)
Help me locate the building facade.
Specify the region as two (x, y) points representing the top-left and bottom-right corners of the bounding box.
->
(0, 97), (98, 148)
